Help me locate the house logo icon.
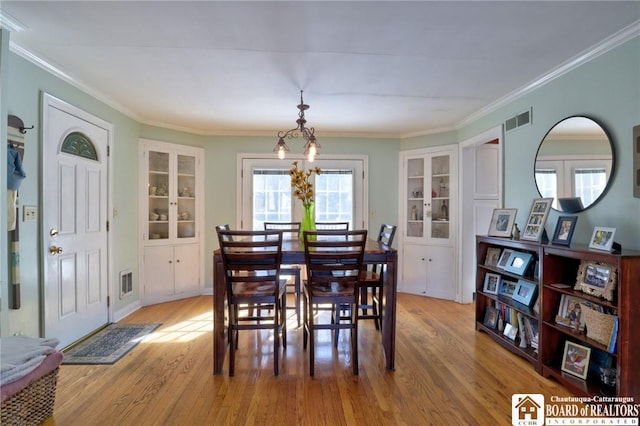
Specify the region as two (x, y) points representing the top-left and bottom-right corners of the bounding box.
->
(512, 394), (544, 426)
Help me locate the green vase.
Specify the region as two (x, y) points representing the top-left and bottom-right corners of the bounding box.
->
(300, 202), (316, 243)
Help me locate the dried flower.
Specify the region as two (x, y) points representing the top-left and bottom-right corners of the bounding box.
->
(289, 161), (321, 207)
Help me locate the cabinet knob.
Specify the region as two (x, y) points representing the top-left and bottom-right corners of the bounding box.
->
(169, 260), (172, 264)
(176, 259), (180, 263)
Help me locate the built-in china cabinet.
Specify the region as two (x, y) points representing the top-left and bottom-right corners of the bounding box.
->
(398, 145), (458, 299)
(138, 139), (204, 305)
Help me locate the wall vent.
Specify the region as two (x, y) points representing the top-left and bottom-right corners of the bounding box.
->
(504, 108), (532, 133)
(120, 270), (133, 299)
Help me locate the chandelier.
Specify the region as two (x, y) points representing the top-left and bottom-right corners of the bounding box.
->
(273, 90), (321, 162)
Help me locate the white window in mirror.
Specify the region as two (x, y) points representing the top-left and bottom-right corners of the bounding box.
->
(536, 157), (611, 210)
(574, 167), (608, 207)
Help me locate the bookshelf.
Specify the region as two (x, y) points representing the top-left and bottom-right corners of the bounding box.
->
(476, 236), (640, 399)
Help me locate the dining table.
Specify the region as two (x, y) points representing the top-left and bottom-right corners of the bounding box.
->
(212, 237), (398, 374)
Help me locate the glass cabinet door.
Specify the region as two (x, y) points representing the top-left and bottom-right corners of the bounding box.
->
(430, 154), (450, 240)
(148, 150), (170, 240)
(176, 154), (196, 239)
(406, 158), (424, 238)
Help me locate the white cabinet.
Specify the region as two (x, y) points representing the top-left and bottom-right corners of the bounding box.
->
(401, 245), (454, 299)
(399, 145), (457, 299)
(139, 139), (204, 305)
(143, 244), (201, 299)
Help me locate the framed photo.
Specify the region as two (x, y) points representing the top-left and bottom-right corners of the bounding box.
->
(574, 260), (617, 301)
(487, 208), (517, 238)
(498, 279), (517, 298)
(561, 341), (591, 380)
(552, 216), (578, 246)
(512, 279), (537, 306)
(520, 198), (553, 242)
(496, 249), (514, 270)
(483, 273), (501, 295)
(555, 294), (585, 331)
(503, 323), (518, 341)
(588, 226), (616, 252)
(483, 306), (499, 329)
(484, 247), (502, 267)
(504, 251), (533, 276)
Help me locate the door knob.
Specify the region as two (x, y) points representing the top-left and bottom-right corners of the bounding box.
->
(49, 246), (63, 255)
(49, 229), (59, 237)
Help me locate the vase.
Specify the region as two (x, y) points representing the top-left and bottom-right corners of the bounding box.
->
(300, 202), (316, 243)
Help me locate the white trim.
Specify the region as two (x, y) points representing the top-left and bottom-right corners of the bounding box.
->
(113, 300), (141, 323)
(41, 92), (114, 334)
(237, 153), (369, 231)
(457, 20), (640, 130)
(458, 126), (503, 304)
(11, 20), (639, 139)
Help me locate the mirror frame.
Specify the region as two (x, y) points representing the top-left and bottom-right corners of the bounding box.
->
(534, 115), (615, 213)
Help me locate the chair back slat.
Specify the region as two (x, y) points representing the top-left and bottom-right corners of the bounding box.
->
(216, 229), (283, 296)
(315, 222), (350, 231)
(377, 224), (397, 247)
(264, 222), (301, 240)
(303, 230), (367, 293)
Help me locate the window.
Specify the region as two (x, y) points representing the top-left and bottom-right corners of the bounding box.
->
(241, 156), (366, 230)
(535, 157), (611, 209)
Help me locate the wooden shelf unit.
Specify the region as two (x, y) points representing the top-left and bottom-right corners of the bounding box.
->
(475, 236), (543, 372)
(476, 235), (640, 399)
(540, 243), (640, 399)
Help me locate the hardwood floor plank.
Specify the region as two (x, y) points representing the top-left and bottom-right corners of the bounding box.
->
(44, 294), (573, 425)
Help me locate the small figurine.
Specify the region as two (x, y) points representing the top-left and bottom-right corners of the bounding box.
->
(411, 205), (418, 220)
(512, 223), (521, 240)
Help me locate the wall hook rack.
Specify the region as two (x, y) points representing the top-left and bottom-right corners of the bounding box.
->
(8, 114), (34, 134)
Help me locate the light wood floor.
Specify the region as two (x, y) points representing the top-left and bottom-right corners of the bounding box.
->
(44, 294), (572, 425)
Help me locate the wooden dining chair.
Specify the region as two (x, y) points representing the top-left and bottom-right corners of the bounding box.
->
(358, 224), (396, 330)
(302, 229), (367, 376)
(216, 228), (287, 376)
(315, 222), (350, 231)
(264, 222), (302, 327)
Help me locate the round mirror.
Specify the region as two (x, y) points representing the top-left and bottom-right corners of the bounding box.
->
(534, 116), (615, 213)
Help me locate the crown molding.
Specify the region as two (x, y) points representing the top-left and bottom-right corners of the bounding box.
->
(456, 20), (640, 130)
(0, 10), (28, 33)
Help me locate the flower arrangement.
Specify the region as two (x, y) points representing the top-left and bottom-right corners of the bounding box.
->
(289, 161), (321, 207)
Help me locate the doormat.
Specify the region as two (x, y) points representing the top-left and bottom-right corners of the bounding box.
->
(62, 323), (161, 365)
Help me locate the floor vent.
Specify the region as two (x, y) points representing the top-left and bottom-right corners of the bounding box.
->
(120, 270), (133, 299)
(504, 108), (532, 133)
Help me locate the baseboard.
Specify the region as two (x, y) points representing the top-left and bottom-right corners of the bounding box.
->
(113, 300), (142, 322)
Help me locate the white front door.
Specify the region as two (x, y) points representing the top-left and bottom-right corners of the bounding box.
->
(42, 94), (111, 349)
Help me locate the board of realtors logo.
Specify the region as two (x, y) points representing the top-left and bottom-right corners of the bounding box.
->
(512, 394), (544, 426)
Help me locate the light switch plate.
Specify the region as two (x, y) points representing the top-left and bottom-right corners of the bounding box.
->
(23, 205), (37, 222)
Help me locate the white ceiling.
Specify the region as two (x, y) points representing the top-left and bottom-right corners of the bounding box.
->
(1, 1), (639, 139)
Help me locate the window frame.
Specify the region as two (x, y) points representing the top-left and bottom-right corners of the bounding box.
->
(238, 154), (368, 230)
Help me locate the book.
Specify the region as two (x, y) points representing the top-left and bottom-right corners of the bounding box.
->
(608, 316), (618, 354)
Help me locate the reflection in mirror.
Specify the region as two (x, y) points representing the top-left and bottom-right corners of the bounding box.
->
(534, 116), (614, 212)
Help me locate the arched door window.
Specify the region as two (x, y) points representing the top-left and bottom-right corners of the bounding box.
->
(61, 131), (99, 161)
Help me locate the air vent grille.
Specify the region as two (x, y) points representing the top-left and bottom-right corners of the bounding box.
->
(504, 108), (532, 133)
(120, 270), (133, 299)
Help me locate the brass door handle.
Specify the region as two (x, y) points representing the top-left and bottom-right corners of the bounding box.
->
(49, 246), (63, 255)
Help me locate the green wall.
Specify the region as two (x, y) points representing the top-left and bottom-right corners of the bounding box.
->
(1, 31), (639, 339)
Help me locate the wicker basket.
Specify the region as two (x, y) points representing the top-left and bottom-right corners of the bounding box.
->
(1, 367), (59, 426)
(580, 303), (616, 347)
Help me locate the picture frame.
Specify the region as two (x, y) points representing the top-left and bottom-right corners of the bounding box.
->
(483, 306), (499, 329)
(487, 208), (517, 238)
(588, 226), (617, 252)
(498, 279), (517, 298)
(511, 279), (537, 307)
(551, 216), (578, 246)
(520, 198), (553, 242)
(503, 323), (518, 341)
(574, 260), (618, 301)
(496, 249), (514, 270)
(555, 294), (586, 331)
(504, 251), (533, 276)
(484, 247), (502, 267)
(483, 273), (501, 295)
(561, 341), (591, 380)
